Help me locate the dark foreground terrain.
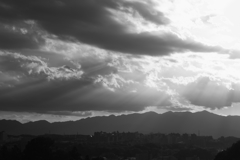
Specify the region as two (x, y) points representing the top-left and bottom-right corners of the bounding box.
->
(0, 131), (240, 160)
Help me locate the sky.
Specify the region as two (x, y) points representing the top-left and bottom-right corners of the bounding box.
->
(1, 0), (240, 123)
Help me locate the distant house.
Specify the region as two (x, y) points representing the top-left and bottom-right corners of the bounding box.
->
(0, 131), (8, 144)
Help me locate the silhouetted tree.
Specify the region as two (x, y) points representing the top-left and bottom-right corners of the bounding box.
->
(215, 140), (240, 160)
(9, 145), (22, 160)
(23, 136), (54, 160)
(68, 146), (82, 160)
(0, 145), (22, 160)
(0, 145), (9, 160)
(53, 149), (70, 160)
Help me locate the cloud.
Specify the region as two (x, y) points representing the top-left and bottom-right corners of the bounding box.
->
(0, 51), (174, 113)
(1, 47), (240, 116)
(125, 53), (240, 111)
(0, 51), (169, 114)
(0, 75), (172, 113)
(181, 77), (240, 109)
(47, 111), (92, 117)
(0, 0), (226, 55)
(0, 51), (84, 83)
(1, 0), (240, 122)
(0, 19), (44, 50)
(162, 73), (240, 110)
(0, 26), (41, 50)
(121, 0), (170, 25)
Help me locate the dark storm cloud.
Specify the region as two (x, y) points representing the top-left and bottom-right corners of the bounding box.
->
(121, 1), (170, 25)
(0, 2), (45, 50)
(0, 0), (224, 55)
(0, 27), (41, 50)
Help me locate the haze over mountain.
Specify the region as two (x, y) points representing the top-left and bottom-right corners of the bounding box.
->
(1, 111), (240, 138)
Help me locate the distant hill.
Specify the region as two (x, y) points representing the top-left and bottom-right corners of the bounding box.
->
(1, 111), (240, 138)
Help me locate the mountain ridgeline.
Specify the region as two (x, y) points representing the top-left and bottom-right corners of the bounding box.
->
(1, 111), (240, 138)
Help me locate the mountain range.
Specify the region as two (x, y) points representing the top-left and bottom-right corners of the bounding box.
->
(1, 111), (240, 138)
